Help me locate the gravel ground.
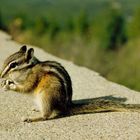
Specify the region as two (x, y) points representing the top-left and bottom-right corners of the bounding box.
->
(0, 31), (140, 140)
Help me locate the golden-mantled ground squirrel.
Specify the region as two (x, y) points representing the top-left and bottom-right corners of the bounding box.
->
(0, 46), (140, 123)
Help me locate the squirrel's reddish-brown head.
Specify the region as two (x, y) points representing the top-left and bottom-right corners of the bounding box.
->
(1, 45), (34, 78)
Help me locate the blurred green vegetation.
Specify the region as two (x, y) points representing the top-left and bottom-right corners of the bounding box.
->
(0, 0), (140, 91)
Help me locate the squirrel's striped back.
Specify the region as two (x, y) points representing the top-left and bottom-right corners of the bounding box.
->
(41, 61), (72, 106)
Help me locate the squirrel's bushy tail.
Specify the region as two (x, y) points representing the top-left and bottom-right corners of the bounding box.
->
(69, 99), (140, 115)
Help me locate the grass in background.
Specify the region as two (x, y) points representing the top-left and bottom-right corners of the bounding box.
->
(0, 0), (140, 91)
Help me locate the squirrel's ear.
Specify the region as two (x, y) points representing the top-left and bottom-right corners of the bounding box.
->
(19, 45), (27, 53)
(26, 48), (34, 62)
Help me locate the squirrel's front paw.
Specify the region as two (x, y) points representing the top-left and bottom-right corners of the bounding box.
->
(0, 79), (9, 90)
(0, 79), (15, 90)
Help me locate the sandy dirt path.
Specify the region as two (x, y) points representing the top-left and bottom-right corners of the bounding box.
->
(0, 31), (140, 140)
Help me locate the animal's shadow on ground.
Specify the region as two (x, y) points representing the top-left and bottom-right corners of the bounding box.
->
(54, 95), (137, 120)
(72, 95), (127, 105)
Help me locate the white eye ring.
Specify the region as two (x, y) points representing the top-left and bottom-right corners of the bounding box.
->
(10, 62), (18, 68)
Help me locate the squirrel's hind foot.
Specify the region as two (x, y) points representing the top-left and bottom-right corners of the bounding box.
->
(21, 116), (47, 123)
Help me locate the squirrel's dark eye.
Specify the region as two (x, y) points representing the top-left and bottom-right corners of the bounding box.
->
(10, 62), (17, 68)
